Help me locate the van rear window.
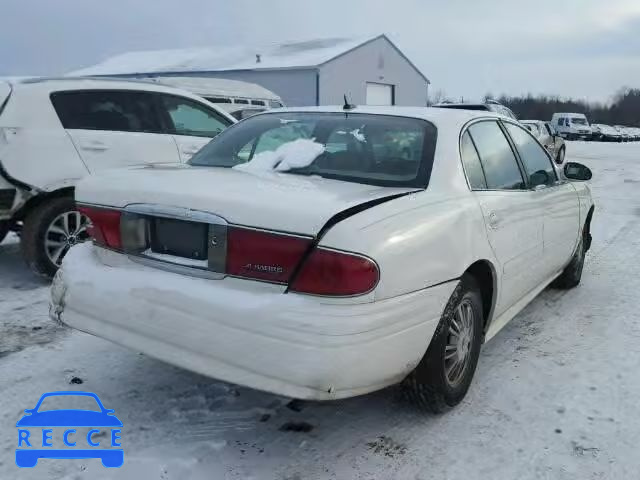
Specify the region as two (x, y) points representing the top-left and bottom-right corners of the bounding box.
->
(206, 97), (232, 104)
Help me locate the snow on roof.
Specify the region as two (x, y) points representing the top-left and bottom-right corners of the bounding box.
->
(70, 36), (384, 76)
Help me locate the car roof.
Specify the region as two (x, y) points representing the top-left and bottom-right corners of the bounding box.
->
(8, 76), (237, 123)
(521, 119), (544, 124)
(11, 76), (215, 97)
(260, 105), (505, 130)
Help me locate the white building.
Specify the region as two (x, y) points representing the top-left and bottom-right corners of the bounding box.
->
(71, 35), (430, 107)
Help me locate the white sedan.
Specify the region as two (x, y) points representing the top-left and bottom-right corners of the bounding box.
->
(51, 106), (595, 413)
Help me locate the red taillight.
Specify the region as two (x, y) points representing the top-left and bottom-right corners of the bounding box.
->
(290, 248), (379, 296)
(226, 227), (311, 283)
(77, 206), (122, 250)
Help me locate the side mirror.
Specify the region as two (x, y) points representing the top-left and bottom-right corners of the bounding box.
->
(564, 162), (592, 181)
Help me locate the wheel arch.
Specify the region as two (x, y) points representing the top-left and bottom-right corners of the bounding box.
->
(13, 187), (75, 222)
(583, 205), (594, 251)
(463, 260), (497, 335)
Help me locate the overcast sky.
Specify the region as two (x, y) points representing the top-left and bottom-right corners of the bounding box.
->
(1, 0), (639, 103)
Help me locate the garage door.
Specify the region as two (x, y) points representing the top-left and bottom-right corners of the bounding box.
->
(366, 83), (394, 106)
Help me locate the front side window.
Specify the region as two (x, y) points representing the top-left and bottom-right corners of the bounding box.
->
(467, 121), (525, 190)
(504, 123), (557, 187)
(158, 95), (230, 138)
(190, 112), (438, 188)
(51, 90), (162, 133)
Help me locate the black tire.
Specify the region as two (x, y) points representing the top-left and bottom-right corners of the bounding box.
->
(21, 196), (81, 278)
(555, 146), (566, 165)
(551, 235), (586, 290)
(404, 275), (484, 413)
(0, 221), (9, 244)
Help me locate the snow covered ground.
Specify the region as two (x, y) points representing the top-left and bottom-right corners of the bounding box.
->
(1, 141), (639, 479)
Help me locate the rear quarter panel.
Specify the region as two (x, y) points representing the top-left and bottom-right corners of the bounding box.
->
(319, 190), (497, 301)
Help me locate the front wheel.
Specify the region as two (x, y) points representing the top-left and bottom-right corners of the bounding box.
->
(551, 235), (586, 290)
(0, 221), (9, 244)
(21, 197), (92, 278)
(404, 275), (484, 413)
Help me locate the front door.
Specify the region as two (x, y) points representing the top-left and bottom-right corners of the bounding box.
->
(501, 122), (580, 278)
(155, 93), (233, 162)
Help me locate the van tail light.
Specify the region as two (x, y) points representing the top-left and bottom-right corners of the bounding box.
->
(77, 206), (122, 250)
(226, 227), (311, 283)
(289, 248), (379, 296)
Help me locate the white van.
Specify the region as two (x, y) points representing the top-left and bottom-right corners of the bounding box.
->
(143, 77), (284, 121)
(551, 113), (592, 140)
(0, 77), (235, 276)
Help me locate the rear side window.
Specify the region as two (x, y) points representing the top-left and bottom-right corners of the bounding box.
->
(51, 90), (162, 133)
(504, 123), (557, 187)
(467, 121), (525, 190)
(157, 94), (231, 138)
(460, 132), (487, 189)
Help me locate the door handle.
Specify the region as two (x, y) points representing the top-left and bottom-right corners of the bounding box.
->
(487, 212), (502, 229)
(82, 141), (108, 152)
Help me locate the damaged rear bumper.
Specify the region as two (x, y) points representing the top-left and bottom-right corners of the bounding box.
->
(51, 243), (455, 400)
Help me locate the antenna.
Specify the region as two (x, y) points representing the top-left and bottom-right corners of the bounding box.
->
(343, 94), (356, 111)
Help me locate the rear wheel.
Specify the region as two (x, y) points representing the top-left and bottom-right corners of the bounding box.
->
(21, 197), (91, 278)
(404, 275), (484, 413)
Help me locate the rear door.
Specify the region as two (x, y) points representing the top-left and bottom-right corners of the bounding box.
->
(502, 122), (580, 276)
(462, 120), (545, 318)
(155, 93), (233, 162)
(51, 90), (179, 172)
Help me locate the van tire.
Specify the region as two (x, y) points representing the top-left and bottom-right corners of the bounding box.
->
(21, 196), (81, 278)
(403, 275), (484, 413)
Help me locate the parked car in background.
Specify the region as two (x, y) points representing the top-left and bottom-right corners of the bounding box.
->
(591, 124), (623, 142)
(0, 77), (235, 276)
(521, 120), (566, 165)
(141, 76), (285, 121)
(624, 127), (640, 141)
(432, 100), (518, 120)
(551, 113), (592, 140)
(613, 125), (632, 142)
(53, 106), (594, 414)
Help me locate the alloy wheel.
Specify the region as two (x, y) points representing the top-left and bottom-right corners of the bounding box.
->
(45, 211), (91, 266)
(444, 299), (475, 388)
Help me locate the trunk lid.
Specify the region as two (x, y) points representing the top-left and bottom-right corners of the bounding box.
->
(76, 164), (417, 235)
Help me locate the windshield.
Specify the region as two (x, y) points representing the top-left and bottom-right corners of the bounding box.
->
(189, 112), (438, 188)
(36, 395), (101, 412)
(570, 117), (588, 125)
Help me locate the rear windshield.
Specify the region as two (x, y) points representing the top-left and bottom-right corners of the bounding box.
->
(189, 112), (438, 188)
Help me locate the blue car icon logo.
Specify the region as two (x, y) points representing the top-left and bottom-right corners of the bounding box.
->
(16, 391), (123, 468)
